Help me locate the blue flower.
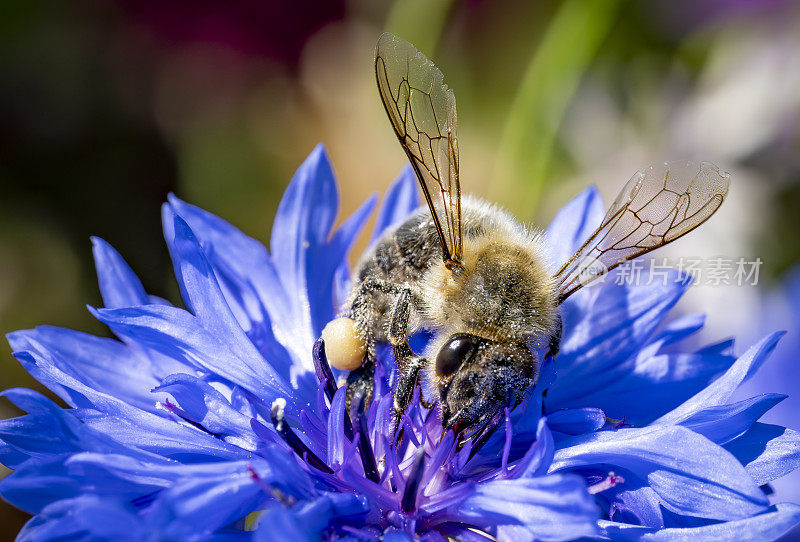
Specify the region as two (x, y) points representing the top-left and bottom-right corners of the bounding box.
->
(737, 264), (800, 509)
(2, 144), (800, 541)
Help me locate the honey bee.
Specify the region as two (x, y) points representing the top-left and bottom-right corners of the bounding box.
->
(321, 33), (730, 444)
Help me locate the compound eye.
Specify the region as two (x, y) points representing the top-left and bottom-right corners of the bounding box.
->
(436, 334), (477, 378)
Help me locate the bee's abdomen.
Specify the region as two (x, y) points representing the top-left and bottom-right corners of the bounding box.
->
(347, 212), (442, 339)
(356, 212), (442, 286)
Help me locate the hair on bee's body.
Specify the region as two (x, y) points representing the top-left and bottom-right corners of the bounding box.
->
(318, 32), (729, 446)
(342, 196), (557, 431)
(420, 196), (557, 342)
(349, 196), (556, 343)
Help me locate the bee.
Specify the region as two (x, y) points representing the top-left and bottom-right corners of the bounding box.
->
(321, 33), (730, 443)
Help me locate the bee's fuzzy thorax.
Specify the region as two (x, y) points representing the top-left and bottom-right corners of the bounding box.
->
(420, 196), (558, 343)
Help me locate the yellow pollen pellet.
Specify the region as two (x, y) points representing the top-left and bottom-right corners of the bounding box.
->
(321, 317), (366, 371)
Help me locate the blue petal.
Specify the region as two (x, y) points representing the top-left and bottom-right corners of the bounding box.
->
(314, 193), (377, 334)
(11, 449), (314, 536)
(166, 195), (308, 391)
(0, 441), (28, 470)
(1, 456), (83, 514)
(327, 387), (349, 469)
(438, 475), (600, 541)
(382, 529), (414, 542)
(91, 237), (150, 308)
(1, 452), (176, 514)
(679, 394), (785, 445)
(371, 165), (419, 243)
(0, 410), (59, 461)
(724, 423), (800, 485)
(510, 418), (555, 479)
(544, 186), (604, 273)
(650, 313), (706, 351)
(16, 495), (147, 542)
(169, 196), (299, 384)
(252, 494), (369, 542)
(2, 387), (73, 418)
(91, 304), (294, 412)
(293, 493), (369, 532)
(655, 333), (783, 426)
(0, 413), (235, 514)
(162, 209), (295, 398)
(435, 525), (496, 542)
(264, 145), (377, 372)
(608, 484), (665, 529)
(64, 448), (310, 500)
(598, 503), (800, 541)
(143, 459), (286, 538)
(269, 145), (337, 342)
(207, 531), (253, 542)
(547, 408), (606, 436)
(167, 193), (291, 324)
(7, 348), (248, 462)
(548, 272), (692, 408)
(561, 350), (735, 426)
(75, 408), (250, 463)
(0, 389), (155, 465)
(8, 326), (164, 413)
(697, 338), (735, 356)
(253, 503), (321, 542)
(552, 425), (769, 521)
(154, 374), (258, 450)
(253, 504), (316, 541)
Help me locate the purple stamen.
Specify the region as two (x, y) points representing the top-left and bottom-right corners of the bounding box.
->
(315, 339), (355, 441)
(466, 407), (506, 462)
(270, 398), (333, 474)
(401, 413), (420, 447)
(419, 430), (455, 495)
(313, 338), (338, 402)
(349, 390), (380, 484)
(467, 388), (518, 462)
(401, 446), (426, 514)
(343, 409), (355, 442)
(383, 435), (403, 493)
(501, 407), (513, 475)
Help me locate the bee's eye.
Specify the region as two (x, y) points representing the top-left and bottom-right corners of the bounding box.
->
(436, 334), (477, 377)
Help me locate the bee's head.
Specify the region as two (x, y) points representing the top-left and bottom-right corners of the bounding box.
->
(434, 333), (537, 436)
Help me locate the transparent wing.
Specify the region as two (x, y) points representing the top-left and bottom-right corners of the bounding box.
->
(375, 32), (463, 269)
(554, 161), (731, 302)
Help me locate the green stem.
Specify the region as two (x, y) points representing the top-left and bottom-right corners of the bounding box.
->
(491, 0), (623, 216)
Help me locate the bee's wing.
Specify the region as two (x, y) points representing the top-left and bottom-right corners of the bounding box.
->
(554, 161), (730, 302)
(375, 33), (463, 269)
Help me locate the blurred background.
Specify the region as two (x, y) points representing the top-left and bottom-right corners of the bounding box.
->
(1, 0), (799, 538)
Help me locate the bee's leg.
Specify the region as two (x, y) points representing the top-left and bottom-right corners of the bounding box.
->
(545, 313), (563, 360)
(343, 284), (378, 408)
(344, 277), (414, 410)
(387, 286), (413, 356)
(357, 276), (417, 367)
(345, 356), (375, 410)
(391, 356), (425, 441)
(385, 286), (431, 439)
